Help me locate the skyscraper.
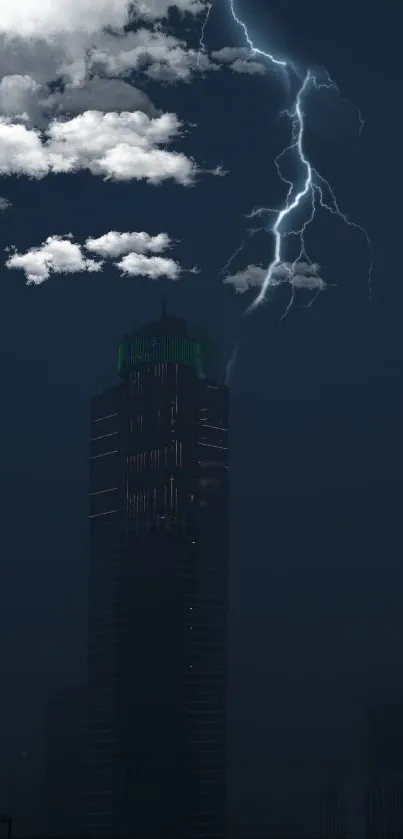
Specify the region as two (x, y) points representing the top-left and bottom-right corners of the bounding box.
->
(365, 703), (403, 838)
(83, 310), (229, 838)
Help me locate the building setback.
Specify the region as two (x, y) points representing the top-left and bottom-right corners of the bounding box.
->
(83, 310), (229, 838)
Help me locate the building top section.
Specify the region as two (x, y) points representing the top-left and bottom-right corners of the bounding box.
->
(118, 306), (202, 377)
(117, 306), (225, 382)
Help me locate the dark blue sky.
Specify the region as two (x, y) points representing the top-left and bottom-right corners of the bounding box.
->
(0, 0), (402, 835)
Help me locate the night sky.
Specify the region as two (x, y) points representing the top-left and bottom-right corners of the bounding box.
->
(0, 0), (402, 836)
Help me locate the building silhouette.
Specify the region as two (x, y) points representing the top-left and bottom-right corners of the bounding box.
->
(365, 703), (403, 838)
(320, 772), (366, 839)
(42, 686), (85, 838)
(83, 310), (229, 838)
(321, 779), (345, 838)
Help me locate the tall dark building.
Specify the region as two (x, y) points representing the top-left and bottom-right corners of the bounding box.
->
(83, 310), (229, 838)
(365, 704), (403, 838)
(42, 687), (85, 838)
(321, 780), (345, 839)
(320, 773), (366, 839)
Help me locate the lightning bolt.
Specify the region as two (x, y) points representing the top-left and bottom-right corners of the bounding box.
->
(197, 2), (213, 69)
(217, 223), (268, 279)
(226, 0), (372, 317)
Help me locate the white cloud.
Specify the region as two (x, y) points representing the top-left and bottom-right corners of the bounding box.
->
(0, 0), (207, 41)
(144, 49), (212, 82)
(291, 273), (326, 291)
(132, 0), (207, 21)
(0, 196), (11, 211)
(0, 75), (43, 120)
(0, 118), (49, 178)
(85, 230), (172, 258)
(211, 47), (252, 64)
(0, 0), (133, 40)
(116, 252), (180, 279)
(223, 264), (268, 294)
(0, 110), (196, 183)
(209, 163), (228, 177)
(231, 59), (266, 76)
(211, 47), (267, 76)
(5, 235), (102, 284)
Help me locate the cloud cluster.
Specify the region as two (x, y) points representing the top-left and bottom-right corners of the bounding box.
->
(0, 1), (216, 141)
(81, 31), (264, 87)
(0, 1), (212, 95)
(0, 36), (214, 128)
(88, 28), (215, 85)
(0, 1), (231, 286)
(0, 110), (196, 183)
(0, 0), (252, 208)
(0, 23), (266, 128)
(223, 261), (326, 295)
(5, 230), (185, 284)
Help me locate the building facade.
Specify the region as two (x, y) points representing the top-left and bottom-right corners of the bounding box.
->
(365, 704), (403, 838)
(83, 311), (229, 838)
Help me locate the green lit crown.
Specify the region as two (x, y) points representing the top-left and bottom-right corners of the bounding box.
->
(118, 333), (202, 374)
